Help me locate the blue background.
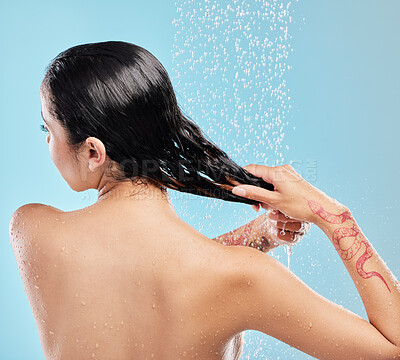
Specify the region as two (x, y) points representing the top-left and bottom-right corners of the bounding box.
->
(1, 1), (399, 359)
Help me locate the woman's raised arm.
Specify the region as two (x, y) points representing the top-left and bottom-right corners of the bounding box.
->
(223, 164), (400, 359)
(212, 211), (308, 253)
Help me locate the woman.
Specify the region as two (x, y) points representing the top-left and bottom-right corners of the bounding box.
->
(9, 41), (400, 359)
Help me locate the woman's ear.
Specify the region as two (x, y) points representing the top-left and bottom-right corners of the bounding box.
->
(85, 137), (106, 172)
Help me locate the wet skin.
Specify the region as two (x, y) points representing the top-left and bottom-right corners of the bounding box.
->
(10, 189), (252, 360)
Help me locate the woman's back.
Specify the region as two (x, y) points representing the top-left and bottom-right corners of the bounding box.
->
(12, 41), (400, 360)
(16, 194), (244, 360)
(12, 171), (400, 360)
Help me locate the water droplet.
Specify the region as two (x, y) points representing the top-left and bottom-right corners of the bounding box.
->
(61, 246), (65, 252)
(81, 301), (86, 306)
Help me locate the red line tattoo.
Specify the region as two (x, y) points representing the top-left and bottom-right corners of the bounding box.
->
(224, 220), (255, 246)
(332, 223), (391, 291)
(306, 199), (391, 293)
(307, 199), (352, 224)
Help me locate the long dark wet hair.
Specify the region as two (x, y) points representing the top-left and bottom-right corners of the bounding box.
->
(41, 41), (274, 205)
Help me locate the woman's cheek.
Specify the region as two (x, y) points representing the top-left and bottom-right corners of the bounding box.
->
(48, 137), (62, 170)
(47, 136), (54, 160)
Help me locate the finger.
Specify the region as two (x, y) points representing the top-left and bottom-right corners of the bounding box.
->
(268, 210), (299, 222)
(251, 203), (260, 212)
(243, 164), (277, 186)
(276, 229), (300, 242)
(225, 175), (243, 187)
(232, 184), (280, 206)
(273, 221), (304, 232)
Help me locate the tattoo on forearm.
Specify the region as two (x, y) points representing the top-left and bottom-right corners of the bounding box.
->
(224, 220), (255, 246)
(306, 199), (391, 293)
(307, 200), (352, 224)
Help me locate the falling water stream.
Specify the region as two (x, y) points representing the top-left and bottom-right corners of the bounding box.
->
(171, 0), (303, 357)
(172, 0), (301, 270)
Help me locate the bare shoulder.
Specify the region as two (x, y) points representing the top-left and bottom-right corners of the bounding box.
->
(219, 244), (400, 359)
(10, 202), (63, 222)
(9, 203), (63, 246)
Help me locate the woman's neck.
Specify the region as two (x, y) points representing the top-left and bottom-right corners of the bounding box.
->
(97, 177), (171, 207)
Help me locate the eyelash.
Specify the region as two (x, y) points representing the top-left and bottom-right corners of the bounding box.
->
(40, 124), (49, 133)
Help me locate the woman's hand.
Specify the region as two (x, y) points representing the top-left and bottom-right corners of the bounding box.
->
(231, 163), (346, 226)
(248, 211), (310, 253)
